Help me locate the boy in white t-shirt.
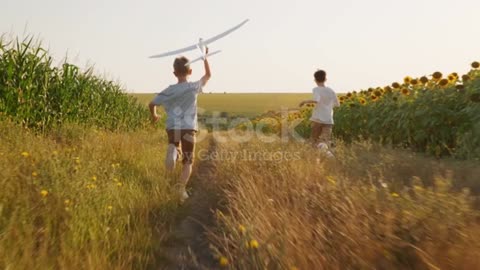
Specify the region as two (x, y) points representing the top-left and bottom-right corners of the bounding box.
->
(149, 49), (211, 202)
(299, 70), (340, 146)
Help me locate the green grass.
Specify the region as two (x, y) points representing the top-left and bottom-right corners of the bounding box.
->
(0, 122), (177, 269)
(132, 93), (311, 118)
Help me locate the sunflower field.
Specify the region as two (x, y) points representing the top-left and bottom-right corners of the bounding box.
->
(249, 62), (480, 159)
(333, 62), (480, 158)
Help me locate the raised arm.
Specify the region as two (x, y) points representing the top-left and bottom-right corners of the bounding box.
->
(200, 48), (212, 87)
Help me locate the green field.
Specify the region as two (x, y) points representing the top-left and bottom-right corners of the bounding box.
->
(132, 93), (311, 117)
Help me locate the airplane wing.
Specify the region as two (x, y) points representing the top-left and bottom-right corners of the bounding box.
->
(149, 19), (248, 59)
(149, 44), (198, 58)
(186, 50), (222, 65)
(203, 19), (249, 45)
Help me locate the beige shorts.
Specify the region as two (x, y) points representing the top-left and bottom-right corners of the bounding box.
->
(310, 122), (333, 144)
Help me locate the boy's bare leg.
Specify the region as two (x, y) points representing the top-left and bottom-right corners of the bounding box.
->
(310, 122), (321, 146)
(165, 144), (178, 171)
(178, 163), (192, 201)
(180, 163), (192, 187)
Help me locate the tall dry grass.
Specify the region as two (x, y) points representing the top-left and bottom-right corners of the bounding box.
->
(206, 138), (480, 269)
(0, 121), (180, 269)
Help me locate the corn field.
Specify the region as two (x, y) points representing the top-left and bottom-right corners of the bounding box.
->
(0, 37), (149, 131)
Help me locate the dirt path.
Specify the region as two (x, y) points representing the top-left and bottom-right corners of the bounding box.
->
(160, 136), (222, 270)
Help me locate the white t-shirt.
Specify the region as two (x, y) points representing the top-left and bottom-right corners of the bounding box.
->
(310, 86), (339, 125)
(151, 81), (203, 130)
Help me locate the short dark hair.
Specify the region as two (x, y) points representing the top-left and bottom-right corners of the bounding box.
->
(314, 70), (327, 83)
(173, 56), (190, 76)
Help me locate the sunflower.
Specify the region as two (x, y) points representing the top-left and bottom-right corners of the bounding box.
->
(346, 92), (352, 98)
(439, 79), (449, 86)
(359, 98), (367, 105)
(447, 75), (456, 83)
(420, 76), (429, 84)
(401, 88), (410, 96)
(392, 82), (401, 89)
(368, 88), (374, 92)
(472, 61), (480, 69)
(384, 86), (392, 92)
(371, 95), (378, 101)
(404, 76), (412, 84)
(339, 96), (346, 101)
(432, 72), (442, 80)
(462, 74), (470, 82)
(374, 90), (382, 97)
(410, 78), (419, 85)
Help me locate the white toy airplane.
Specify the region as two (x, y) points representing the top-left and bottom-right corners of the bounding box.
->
(149, 19), (249, 65)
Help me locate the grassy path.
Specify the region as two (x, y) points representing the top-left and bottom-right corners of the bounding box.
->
(159, 136), (222, 269)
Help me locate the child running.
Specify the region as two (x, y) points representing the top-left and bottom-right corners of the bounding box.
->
(299, 69), (340, 146)
(149, 49), (211, 202)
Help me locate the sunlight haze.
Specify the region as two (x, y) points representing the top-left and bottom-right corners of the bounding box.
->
(2, 0), (479, 93)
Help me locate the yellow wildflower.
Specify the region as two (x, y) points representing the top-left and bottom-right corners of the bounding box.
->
(238, 224), (246, 234)
(92, 176), (97, 181)
(107, 205), (113, 211)
(64, 199), (71, 205)
(117, 182), (123, 187)
(219, 256), (229, 266)
(40, 190), (48, 197)
(414, 185), (424, 191)
(32, 171), (38, 177)
(326, 175), (336, 185)
(249, 239), (259, 249)
(21, 151), (29, 157)
(391, 192), (400, 198)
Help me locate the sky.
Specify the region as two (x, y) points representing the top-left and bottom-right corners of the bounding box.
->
(1, 0), (479, 93)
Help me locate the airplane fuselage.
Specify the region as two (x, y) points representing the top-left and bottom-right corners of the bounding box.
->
(197, 38), (206, 58)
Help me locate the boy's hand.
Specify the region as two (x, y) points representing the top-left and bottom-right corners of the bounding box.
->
(151, 114), (159, 124)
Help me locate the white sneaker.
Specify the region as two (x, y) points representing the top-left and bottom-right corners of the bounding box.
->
(180, 190), (189, 202)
